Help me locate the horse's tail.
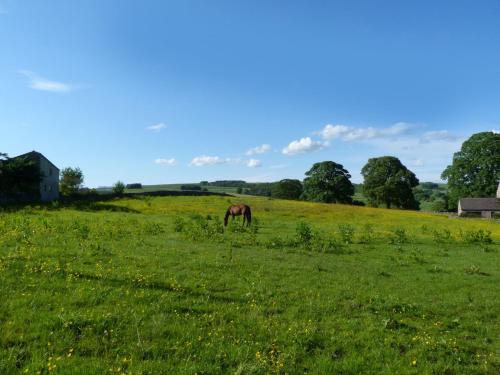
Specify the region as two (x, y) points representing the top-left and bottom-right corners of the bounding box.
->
(246, 206), (252, 226)
(224, 208), (230, 226)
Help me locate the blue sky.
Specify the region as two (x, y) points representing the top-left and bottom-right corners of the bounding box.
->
(1, 0), (499, 187)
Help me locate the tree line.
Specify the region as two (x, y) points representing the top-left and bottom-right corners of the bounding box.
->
(1, 131), (498, 209)
(220, 131), (499, 211)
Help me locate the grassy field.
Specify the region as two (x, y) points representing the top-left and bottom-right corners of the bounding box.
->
(0, 196), (499, 374)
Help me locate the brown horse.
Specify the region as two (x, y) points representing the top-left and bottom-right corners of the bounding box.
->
(224, 204), (252, 226)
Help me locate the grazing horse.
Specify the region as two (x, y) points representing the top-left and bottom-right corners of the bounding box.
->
(224, 204), (252, 226)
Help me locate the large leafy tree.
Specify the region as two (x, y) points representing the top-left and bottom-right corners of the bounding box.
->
(361, 156), (419, 209)
(59, 167), (84, 196)
(272, 179), (303, 200)
(0, 153), (42, 200)
(302, 161), (354, 203)
(441, 132), (500, 207)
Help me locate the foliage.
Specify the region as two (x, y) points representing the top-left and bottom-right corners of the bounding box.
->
(59, 167), (84, 196)
(112, 181), (125, 196)
(272, 179), (303, 200)
(338, 224), (355, 244)
(0, 153), (42, 201)
(459, 229), (492, 244)
(302, 161), (354, 203)
(389, 227), (410, 244)
(180, 184), (202, 191)
(295, 221), (313, 246)
(361, 156), (420, 209)
(441, 132), (500, 208)
(126, 183), (142, 189)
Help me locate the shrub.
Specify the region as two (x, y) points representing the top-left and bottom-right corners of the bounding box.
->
(389, 228), (409, 244)
(311, 232), (345, 253)
(173, 217), (187, 232)
(358, 224), (375, 244)
(338, 224), (355, 244)
(112, 181), (125, 196)
(432, 229), (453, 243)
(295, 221), (313, 247)
(180, 185), (202, 191)
(460, 229), (492, 244)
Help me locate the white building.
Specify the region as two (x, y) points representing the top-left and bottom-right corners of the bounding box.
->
(13, 151), (60, 202)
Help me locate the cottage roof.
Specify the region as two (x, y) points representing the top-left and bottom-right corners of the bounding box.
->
(459, 198), (500, 211)
(14, 151), (60, 171)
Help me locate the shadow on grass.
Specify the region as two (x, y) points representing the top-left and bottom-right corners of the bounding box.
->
(58, 270), (245, 305)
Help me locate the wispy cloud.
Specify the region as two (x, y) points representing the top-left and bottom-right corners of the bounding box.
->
(269, 164), (288, 169)
(413, 159), (424, 167)
(147, 123), (167, 131)
(282, 137), (324, 156)
(246, 144), (271, 156)
(154, 158), (178, 166)
(246, 159), (262, 168)
(319, 122), (414, 142)
(419, 130), (459, 143)
(18, 70), (73, 93)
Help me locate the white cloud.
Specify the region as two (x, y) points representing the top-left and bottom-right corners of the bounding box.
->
(246, 144), (271, 156)
(147, 123), (167, 131)
(19, 70), (73, 93)
(491, 129), (499, 134)
(282, 137), (324, 156)
(319, 122), (413, 142)
(154, 158), (178, 166)
(413, 159), (424, 167)
(190, 155), (226, 167)
(269, 164), (288, 169)
(420, 130), (459, 143)
(246, 159), (262, 168)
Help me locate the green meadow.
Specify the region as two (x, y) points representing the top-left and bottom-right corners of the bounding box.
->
(0, 196), (498, 374)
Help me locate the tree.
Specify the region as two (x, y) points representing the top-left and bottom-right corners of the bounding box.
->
(441, 132), (500, 207)
(302, 161), (354, 203)
(59, 167), (84, 196)
(361, 156), (419, 209)
(272, 179), (303, 200)
(0, 153), (42, 200)
(113, 181), (125, 196)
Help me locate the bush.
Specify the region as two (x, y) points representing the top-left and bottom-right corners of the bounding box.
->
(432, 229), (453, 243)
(338, 224), (355, 244)
(460, 229), (492, 244)
(295, 221), (313, 247)
(181, 185), (202, 191)
(358, 224), (375, 244)
(311, 232), (345, 253)
(389, 228), (409, 244)
(112, 181), (125, 196)
(126, 183), (142, 189)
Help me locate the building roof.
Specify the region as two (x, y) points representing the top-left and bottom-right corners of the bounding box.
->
(459, 198), (500, 211)
(14, 151), (59, 171)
